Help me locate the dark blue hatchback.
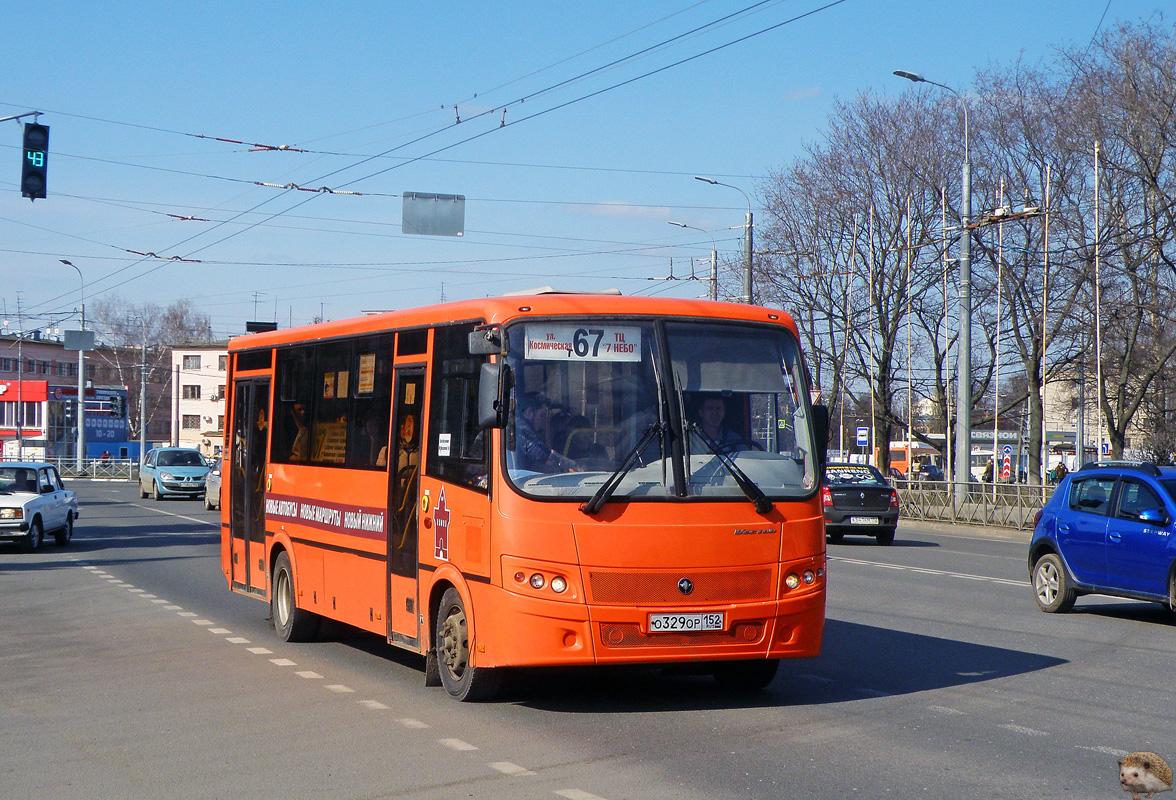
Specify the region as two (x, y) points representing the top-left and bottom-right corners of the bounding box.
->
(1028, 461), (1176, 613)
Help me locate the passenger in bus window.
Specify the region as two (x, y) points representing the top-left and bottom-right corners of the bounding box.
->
(288, 403), (309, 462)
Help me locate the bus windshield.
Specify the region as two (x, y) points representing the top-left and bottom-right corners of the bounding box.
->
(503, 318), (818, 503)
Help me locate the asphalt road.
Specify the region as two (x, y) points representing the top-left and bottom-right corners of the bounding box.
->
(1, 481), (1172, 800)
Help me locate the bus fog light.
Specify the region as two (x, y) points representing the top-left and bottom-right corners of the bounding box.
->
(514, 571), (526, 583)
(550, 576), (567, 593)
(529, 573), (546, 590)
(802, 570), (815, 584)
(784, 573), (801, 589)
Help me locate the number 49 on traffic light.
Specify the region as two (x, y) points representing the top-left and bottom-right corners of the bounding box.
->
(21, 122), (49, 201)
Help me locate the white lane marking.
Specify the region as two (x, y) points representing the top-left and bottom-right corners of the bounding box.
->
(397, 718), (429, 729)
(359, 700), (389, 710)
(270, 658), (297, 667)
(150, 599), (169, 604)
(831, 556), (1030, 587)
(325, 685), (354, 694)
(439, 738), (478, 751)
(1000, 724), (1049, 736)
(83, 566), (98, 570)
(489, 762), (536, 776)
(164, 605), (183, 611)
(140, 594), (157, 599)
(108, 579), (126, 584)
(296, 671), (323, 679)
(1076, 745), (1128, 756)
(556, 791), (609, 800)
(192, 619), (215, 626)
(177, 612), (197, 618)
(127, 588), (146, 594)
(136, 504), (217, 528)
(208, 628), (231, 635)
(928, 706), (965, 715)
(226, 637), (250, 644)
(248, 647), (273, 655)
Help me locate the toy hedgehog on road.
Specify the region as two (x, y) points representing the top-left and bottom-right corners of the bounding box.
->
(1119, 752), (1173, 799)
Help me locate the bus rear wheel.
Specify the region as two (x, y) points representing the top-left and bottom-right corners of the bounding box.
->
(435, 587), (500, 701)
(271, 551), (320, 642)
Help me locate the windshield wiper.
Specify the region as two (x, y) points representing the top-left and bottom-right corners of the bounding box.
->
(689, 422), (772, 514)
(580, 423), (664, 515)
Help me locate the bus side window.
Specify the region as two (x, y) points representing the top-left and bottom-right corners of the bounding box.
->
(426, 324), (490, 493)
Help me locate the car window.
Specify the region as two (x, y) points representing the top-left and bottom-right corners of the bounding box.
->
(1068, 477), (1115, 516)
(1116, 480), (1167, 522)
(37, 469), (55, 492)
(825, 465), (886, 486)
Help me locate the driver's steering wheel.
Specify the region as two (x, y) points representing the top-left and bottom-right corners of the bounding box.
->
(716, 438), (764, 455)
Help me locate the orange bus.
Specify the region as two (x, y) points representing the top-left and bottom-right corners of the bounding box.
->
(220, 291), (829, 700)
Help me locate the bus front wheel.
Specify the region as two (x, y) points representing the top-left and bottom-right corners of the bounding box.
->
(435, 587), (500, 701)
(271, 551), (320, 642)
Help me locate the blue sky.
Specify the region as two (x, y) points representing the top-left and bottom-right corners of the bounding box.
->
(0, 0), (1164, 337)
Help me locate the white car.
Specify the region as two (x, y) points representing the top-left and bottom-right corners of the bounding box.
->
(0, 462), (79, 551)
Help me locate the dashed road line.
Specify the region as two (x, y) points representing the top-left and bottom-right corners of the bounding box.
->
(1000, 724), (1049, 736)
(397, 718), (429, 729)
(325, 684), (354, 693)
(439, 738), (478, 751)
(556, 790), (609, 800)
(489, 762), (537, 776)
(296, 671), (323, 679)
(270, 658), (297, 667)
(830, 555), (1030, 587)
(358, 700), (389, 710)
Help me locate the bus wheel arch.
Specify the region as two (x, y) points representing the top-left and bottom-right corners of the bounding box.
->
(431, 582), (500, 701)
(270, 547), (320, 642)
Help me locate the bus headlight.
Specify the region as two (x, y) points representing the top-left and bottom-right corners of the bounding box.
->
(802, 570), (816, 584)
(784, 573), (801, 589)
(529, 573), (546, 590)
(550, 576), (567, 594)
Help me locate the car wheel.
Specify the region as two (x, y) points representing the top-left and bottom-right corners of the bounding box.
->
(711, 659), (779, 691)
(1032, 553), (1076, 613)
(825, 531), (844, 543)
(25, 518), (44, 553)
(876, 527), (896, 546)
(153, 481), (164, 501)
(435, 587), (500, 701)
(204, 493), (215, 511)
(139, 480), (148, 499)
(271, 551), (320, 642)
(1168, 570), (1176, 615)
(54, 514), (73, 547)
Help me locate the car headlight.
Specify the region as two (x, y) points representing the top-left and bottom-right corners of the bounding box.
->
(0, 508), (21, 520)
(160, 471), (174, 481)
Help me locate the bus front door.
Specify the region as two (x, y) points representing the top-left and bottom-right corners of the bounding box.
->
(387, 370), (424, 647)
(230, 379), (270, 597)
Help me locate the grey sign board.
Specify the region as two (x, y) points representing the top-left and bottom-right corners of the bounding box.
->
(63, 330), (95, 351)
(402, 191), (465, 237)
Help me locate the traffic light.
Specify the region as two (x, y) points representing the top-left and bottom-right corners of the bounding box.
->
(21, 122), (48, 201)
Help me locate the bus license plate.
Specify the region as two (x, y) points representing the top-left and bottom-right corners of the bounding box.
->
(850, 516), (879, 525)
(648, 612), (725, 633)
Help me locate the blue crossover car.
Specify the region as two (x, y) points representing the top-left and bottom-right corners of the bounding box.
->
(1028, 461), (1176, 613)
(139, 448), (210, 501)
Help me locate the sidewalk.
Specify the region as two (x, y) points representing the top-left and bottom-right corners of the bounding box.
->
(897, 517), (1032, 544)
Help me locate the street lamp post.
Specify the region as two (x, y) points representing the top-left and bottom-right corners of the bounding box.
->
(894, 70), (972, 504)
(695, 176), (753, 303)
(668, 221), (718, 300)
(60, 259), (85, 472)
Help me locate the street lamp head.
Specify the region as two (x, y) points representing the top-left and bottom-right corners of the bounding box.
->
(668, 221), (688, 229)
(893, 70), (925, 83)
(694, 176), (718, 185)
(60, 259), (74, 266)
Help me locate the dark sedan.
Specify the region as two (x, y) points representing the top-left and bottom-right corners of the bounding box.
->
(822, 462), (900, 545)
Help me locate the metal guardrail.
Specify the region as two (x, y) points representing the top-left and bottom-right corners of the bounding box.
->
(892, 479), (1054, 531)
(50, 458), (139, 481)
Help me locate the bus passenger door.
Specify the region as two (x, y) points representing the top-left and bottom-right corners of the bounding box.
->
(230, 379), (270, 597)
(388, 370), (424, 646)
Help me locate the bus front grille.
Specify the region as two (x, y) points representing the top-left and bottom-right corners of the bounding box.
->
(599, 621), (765, 648)
(587, 568), (773, 604)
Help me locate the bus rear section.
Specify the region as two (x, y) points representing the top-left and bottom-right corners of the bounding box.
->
(221, 295), (828, 700)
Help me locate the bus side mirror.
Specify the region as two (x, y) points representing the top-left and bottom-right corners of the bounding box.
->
(811, 404), (829, 471)
(468, 326), (503, 355)
(478, 362), (506, 429)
